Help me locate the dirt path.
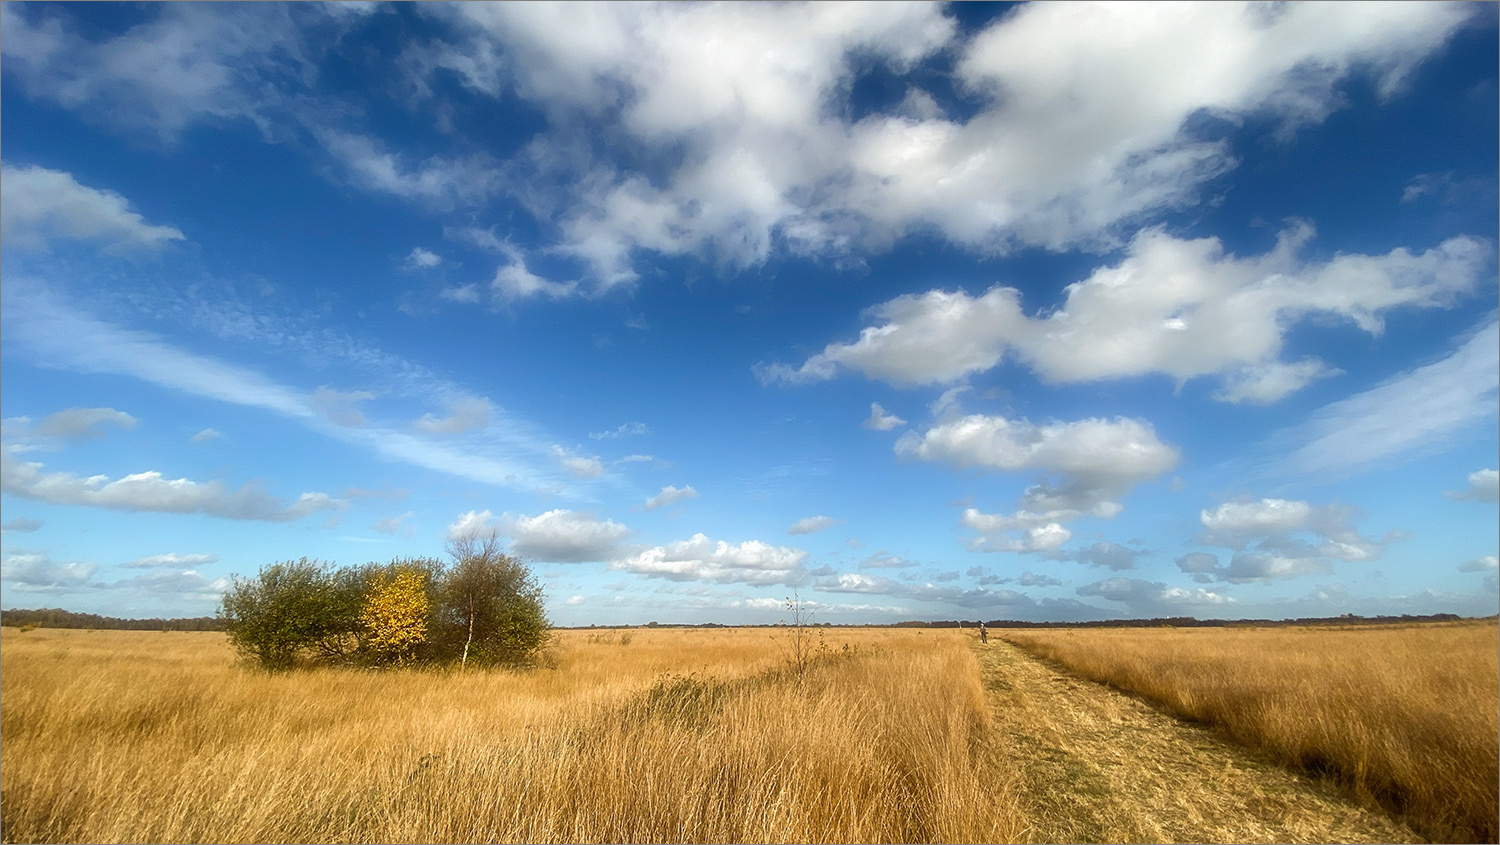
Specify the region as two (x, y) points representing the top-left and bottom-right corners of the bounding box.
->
(975, 639), (1423, 844)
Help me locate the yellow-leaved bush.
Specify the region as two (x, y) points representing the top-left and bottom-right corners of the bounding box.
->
(359, 570), (429, 663)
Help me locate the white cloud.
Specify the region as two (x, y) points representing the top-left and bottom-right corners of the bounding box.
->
(1, 517), (44, 534)
(17, 407), (139, 443)
(415, 2), (1469, 288)
(564, 594), (585, 606)
(858, 552), (913, 570)
(1, 451), (344, 523)
(1270, 320), (1499, 478)
(1061, 541), (1146, 571)
(190, 428), (223, 444)
(502, 509), (634, 563)
(861, 402), (906, 431)
(311, 386), (375, 427)
(112, 568), (230, 601)
(403, 247), (443, 270)
(2, 285), (575, 494)
(900, 412), (1177, 556)
(445, 509), (498, 543)
(541, 446), (600, 479)
(315, 128), (502, 209)
(413, 396), (494, 435)
(372, 511), (414, 536)
(815, 571), (1041, 611)
(0, 3), (319, 141)
(123, 552), (220, 569)
(788, 515), (840, 535)
(762, 226), (1488, 401)
(1447, 468), (1499, 504)
(1459, 555), (1499, 573)
(897, 414), (1179, 481)
(1077, 577), (1233, 613)
(611, 534), (810, 586)
(590, 421), (649, 440)
(0, 163), (184, 250)
(1, 552), (97, 589)
(1186, 498), (1389, 583)
(644, 484), (699, 510)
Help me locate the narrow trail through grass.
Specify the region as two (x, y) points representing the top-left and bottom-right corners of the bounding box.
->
(974, 640), (1422, 844)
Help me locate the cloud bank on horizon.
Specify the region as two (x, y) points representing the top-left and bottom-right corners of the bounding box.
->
(1, 1), (1496, 623)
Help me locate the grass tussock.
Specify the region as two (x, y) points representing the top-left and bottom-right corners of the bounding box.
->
(0, 627), (1020, 844)
(1002, 621), (1500, 843)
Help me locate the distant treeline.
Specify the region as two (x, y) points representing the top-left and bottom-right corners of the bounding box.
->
(974, 613), (1476, 629)
(1, 608), (222, 631)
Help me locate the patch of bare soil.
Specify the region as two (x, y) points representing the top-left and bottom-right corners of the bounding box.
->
(975, 639), (1423, 844)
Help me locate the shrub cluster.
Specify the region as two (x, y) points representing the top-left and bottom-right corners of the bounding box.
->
(217, 537), (549, 671)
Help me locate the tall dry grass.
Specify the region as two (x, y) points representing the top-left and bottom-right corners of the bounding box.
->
(1001, 621), (1500, 843)
(0, 626), (1021, 844)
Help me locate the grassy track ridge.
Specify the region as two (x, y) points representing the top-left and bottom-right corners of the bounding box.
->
(999, 623), (1498, 843)
(975, 638), (1421, 844)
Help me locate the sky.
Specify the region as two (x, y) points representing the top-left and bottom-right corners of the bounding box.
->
(1, 1), (1496, 625)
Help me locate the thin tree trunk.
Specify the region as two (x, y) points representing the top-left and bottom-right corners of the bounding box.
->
(461, 594), (474, 669)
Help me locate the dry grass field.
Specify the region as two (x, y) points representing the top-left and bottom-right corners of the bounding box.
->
(0, 626), (1020, 844)
(1000, 621), (1500, 843)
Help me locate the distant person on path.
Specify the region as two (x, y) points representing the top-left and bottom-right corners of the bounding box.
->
(979, 623), (988, 644)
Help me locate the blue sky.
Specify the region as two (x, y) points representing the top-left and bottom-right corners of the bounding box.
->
(2, 1), (1496, 625)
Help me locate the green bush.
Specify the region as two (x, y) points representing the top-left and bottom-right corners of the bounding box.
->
(217, 546), (549, 671)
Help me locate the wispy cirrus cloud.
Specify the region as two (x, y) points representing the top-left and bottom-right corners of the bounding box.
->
(1267, 319), (1499, 480)
(1, 283), (604, 495)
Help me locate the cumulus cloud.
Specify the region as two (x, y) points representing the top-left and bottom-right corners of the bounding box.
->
(761, 226), (1487, 401)
(897, 414), (1178, 480)
(413, 396), (494, 435)
(896, 412), (1176, 554)
(612, 534), (810, 586)
(0, 163), (185, 250)
(2, 552), (98, 589)
(862, 402), (906, 431)
(1447, 468), (1499, 504)
(1271, 320), (1499, 479)
(191, 428), (224, 444)
(1, 517), (43, 534)
(0, 451), (345, 522)
(412, 2), (1468, 287)
(1077, 577), (1233, 613)
(1459, 555), (1499, 573)
(502, 509), (633, 563)
(788, 515), (840, 535)
(644, 484), (699, 510)
(445, 509), (498, 542)
(1183, 498), (1391, 583)
(123, 552), (220, 569)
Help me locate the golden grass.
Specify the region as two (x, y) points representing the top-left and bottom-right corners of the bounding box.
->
(1000, 621), (1500, 843)
(0, 626), (1021, 844)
